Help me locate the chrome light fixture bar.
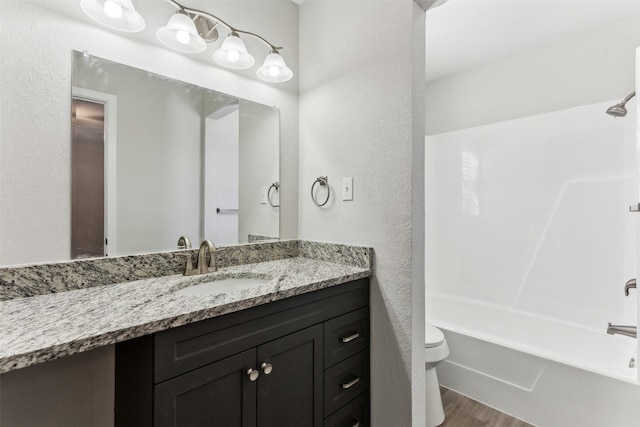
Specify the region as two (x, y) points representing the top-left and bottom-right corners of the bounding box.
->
(79, 0), (293, 83)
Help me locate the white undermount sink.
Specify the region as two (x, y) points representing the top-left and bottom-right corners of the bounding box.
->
(173, 275), (271, 297)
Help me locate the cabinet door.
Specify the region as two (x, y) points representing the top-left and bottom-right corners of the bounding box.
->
(257, 324), (323, 427)
(155, 348), (257, 427)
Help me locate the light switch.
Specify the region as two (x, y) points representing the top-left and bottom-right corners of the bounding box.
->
(342, 177), (353, 201)
(260, 187), (268, 204)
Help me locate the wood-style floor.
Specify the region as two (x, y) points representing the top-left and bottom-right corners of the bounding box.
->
(439, 387), (535, 427)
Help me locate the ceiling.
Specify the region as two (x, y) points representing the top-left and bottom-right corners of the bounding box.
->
(426, 0), (640, 82)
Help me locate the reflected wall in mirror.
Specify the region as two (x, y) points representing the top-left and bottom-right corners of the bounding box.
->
(72, 51), (279, 258)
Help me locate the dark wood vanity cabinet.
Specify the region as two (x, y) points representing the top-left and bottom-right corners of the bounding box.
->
(115, 278), (370, 427)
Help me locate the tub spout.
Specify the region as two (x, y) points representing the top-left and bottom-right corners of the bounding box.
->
(607, 323), (636, 338)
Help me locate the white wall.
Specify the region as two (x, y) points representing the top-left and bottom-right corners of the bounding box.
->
(206, 110), (240, 246)
(239, 100), (280, 242)
(426, 14), (640, 135)
(299, 1), (425, 425)
(0, 0), (299, 266)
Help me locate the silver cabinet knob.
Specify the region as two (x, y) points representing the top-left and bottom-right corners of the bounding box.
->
(247, 368), (260, 381)
(261, 362), (273, 375)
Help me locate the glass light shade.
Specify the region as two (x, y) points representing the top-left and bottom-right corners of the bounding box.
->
(80, 0), (145, 32)
(156, 13), (206, 53)
(256, 51), (293, 83)
(213, 34), (255, 70)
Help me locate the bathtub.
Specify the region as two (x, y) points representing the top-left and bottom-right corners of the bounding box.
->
(427, 294), (640, 427)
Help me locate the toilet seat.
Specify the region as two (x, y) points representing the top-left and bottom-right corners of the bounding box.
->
(425, 322), (445, 348)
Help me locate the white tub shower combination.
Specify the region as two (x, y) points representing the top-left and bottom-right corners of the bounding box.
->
(425, 100), (640, 426)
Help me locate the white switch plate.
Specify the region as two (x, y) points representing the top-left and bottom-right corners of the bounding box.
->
(342, 177), (353, 201)
(260, 187), (268, 204)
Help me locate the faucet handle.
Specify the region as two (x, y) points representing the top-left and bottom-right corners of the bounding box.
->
(175, 252), (195, 276)
(208, 242), (217, 270)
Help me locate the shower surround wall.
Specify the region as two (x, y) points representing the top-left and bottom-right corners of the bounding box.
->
(425, 99), (640, 426)
(426, 100), (635, 329)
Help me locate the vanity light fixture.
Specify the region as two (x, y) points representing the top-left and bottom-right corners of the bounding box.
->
(79, 0), (293, 83)
(80, 0), (145, 32)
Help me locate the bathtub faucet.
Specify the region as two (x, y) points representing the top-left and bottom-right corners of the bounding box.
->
(624, 278), (636, 296)
(607, 323), (636, 338)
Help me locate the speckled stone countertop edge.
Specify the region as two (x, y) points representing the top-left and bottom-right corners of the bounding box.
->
(0, 239), (372, 301)
(0, 257), (372, 374)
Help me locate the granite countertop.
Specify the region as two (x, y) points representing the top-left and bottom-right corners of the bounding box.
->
(0, 256), (372, 374)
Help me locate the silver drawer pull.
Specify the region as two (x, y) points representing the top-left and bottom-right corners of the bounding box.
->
(340, 332), (360, 343)
(340, 376), (360, 389)
(630, 204), (640, 212)
(351, 420), (361, 427)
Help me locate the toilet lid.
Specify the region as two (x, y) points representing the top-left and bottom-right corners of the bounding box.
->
(425, 323), (445, 348)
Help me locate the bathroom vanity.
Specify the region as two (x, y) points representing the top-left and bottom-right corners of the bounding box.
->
(116, 278), (370, 427)
(0, 240), (372, 426)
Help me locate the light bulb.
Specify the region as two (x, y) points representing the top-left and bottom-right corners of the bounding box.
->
(103, 0), (123, 18)
(269, 66), (279, 77)
(227, 49), (240, 63)
(175, 30), (190, 45)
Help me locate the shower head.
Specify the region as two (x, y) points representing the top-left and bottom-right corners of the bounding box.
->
(606, 103), (628, 117)
(606, 91), (636, 117)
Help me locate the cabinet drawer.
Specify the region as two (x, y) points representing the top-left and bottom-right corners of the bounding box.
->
(155, 279), (369, 383)
(324, 392), (370, 427)
(324, 350), (370, 417)
(324, 307), (369, 368)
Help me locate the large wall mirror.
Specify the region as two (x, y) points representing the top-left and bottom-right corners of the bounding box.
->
(71, 51), (280, 259)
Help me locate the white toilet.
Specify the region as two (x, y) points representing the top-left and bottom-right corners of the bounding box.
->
(425, 322), (449, 427)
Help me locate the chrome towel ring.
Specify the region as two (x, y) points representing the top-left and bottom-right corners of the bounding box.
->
(311, 176), (330, 206)
(267, 182), (280, 207)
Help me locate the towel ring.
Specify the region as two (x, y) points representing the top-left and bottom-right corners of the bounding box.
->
(267, 182), (280, 207)
(311, 176), (330, 206)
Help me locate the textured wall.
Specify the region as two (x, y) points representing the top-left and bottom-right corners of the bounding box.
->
(299, 1), (425, 425)
(0, 0), (299, 267)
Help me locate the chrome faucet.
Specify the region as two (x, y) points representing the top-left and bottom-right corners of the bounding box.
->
(197, 240), (217, 274)
(625, 278), (636, 296)
(177, 239), (217, 276)
(607, 323), (637, 338)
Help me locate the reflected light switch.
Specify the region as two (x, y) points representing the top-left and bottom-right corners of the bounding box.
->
(342, 177), (353, 201)
(260, 187), (268, 204)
